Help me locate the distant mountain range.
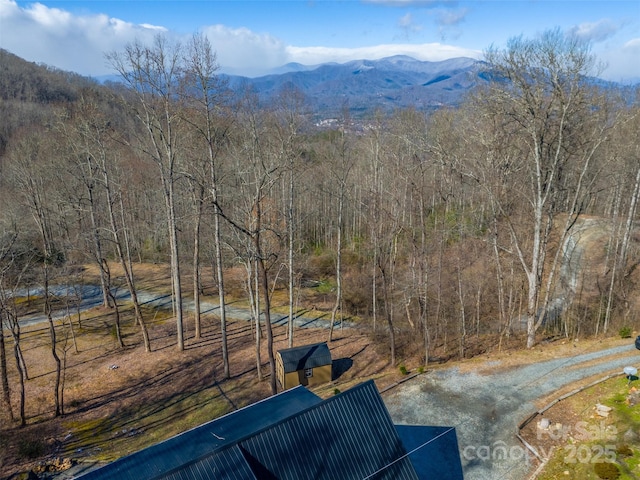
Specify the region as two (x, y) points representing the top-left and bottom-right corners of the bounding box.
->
(223, 56), (489, 117)
(94, 54), (634, 119)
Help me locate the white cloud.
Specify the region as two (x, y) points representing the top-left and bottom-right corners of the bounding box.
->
(1, 0), (635, 83)
(27, 2), (71, 31)
(398, 12), (416, 29)
(397, 12), (424, 38)
(623, 38), (640, 53)
(433, 7), (468, 27)
(595, 38), (640, 83)
(568, 19), (618, 43)
(200, 24), (288, 76)
(285, 43), (481, 67)
(139, 23), (168, 32)
(0, 0), (479, 78)
(0, 0), (168, 76)
(425, 7), (467, 42)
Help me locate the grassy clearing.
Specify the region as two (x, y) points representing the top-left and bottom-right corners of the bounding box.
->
(61, 381), (234, 462)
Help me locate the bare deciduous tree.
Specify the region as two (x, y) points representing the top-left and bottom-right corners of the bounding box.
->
(9, 130), (64, 416)
(107, 35), (186, 350)
(478, 29), (613, 347)
(183, 33), (232, 375)
(324, 111), (354, 343)
(67, 94), (151, 351)
(223, 93), (282, 394)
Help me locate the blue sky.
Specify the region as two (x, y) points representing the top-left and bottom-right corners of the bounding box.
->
(1, 0), (639, 82)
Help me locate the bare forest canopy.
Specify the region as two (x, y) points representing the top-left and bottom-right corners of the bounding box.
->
(0, 49), (99, 157)
(1, 30), (640, 412)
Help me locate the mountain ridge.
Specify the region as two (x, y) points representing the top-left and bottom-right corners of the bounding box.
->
(224, 55), (487, 117)
(4, 48), (631, 121)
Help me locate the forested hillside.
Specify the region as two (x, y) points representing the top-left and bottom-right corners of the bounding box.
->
(1, 29), (639, 422)
(0, 49), (96, 157)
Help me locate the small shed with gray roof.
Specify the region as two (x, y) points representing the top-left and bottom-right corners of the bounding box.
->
(276, 342), (332, 390)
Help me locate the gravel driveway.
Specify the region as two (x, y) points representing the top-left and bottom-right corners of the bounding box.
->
(14, 284), (349, 330)
(383, 343), (640, 480)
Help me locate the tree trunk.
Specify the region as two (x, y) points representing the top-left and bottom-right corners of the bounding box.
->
(247, 258), (262, 382)
(64, 300), (79, 354)
(0, 321), (13, 421)
(107, 35), (184, 351)
(603, 189), (623, 334)
(213, 194), (229, 379)
(379, 265), (396, 366)
(619, 163), (640, 274)
(99, 260), (123, 349)
(3, 302), (24, 424)
(184, 32), (230, 377)
(87, 184), (111, 309)
(287, 164), (295, 347)
(328, 186), (344, 342)
(422, 270), (430, 367)
(193, 186), (204, 339)
(12, 334), (26, 427)
(372, 247), (377, 332)
(113, 178), (150, 351)
(253, 198), (277, 394)
(167, 177), (184, 351)
(44, 266), (62, 417)
(107, 288), (124, 349)
(457, 264), (466, 359)
(256, 248), (277, 395)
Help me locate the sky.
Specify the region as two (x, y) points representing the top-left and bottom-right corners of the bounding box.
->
(1, 0), (639, 83)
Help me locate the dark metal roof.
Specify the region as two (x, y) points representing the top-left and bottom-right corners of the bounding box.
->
(277, 342), (332, 373)
(79, 379), (453, 480)
(158, 445), (256, 480)
(396, 425), (464, 480)
(79, 385), (322, 480)
(238, 379), (418, 480)
(156, 380), (418, 480)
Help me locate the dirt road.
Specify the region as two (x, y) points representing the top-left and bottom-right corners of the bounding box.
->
(383, 342), (640, 480)
(14, 284), (348, 330)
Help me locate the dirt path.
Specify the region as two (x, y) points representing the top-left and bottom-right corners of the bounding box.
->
(15, 284), (349, 330)
(383, 342), (640, 480)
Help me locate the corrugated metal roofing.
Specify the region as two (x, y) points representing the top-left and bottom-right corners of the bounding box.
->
(239, 380), (418, 480)
(277, 342), (332, 373)
(396, 425), (464, 480)
(79, 385), (322, 480)
(158, 445), (256, 480)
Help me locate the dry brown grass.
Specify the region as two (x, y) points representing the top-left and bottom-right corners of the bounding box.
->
(0, 263), (399, 478)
